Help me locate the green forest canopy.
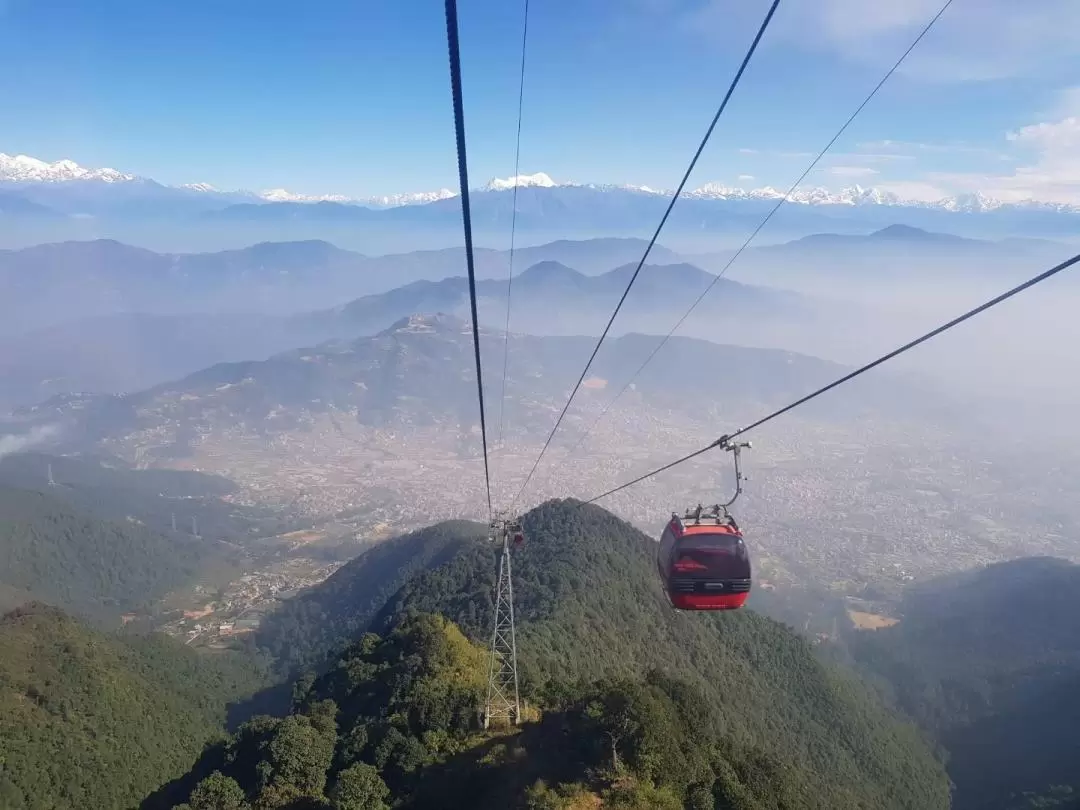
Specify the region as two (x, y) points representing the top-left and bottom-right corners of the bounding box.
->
(847, 556), (1080, 810)
(249, 499), (949, 809)
(170, 609), (948, 810)
(0, 603), (268, 810)
(0, 485), (207, 619)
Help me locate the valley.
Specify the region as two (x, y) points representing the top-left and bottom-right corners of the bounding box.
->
(1, 232), (1078, 810)
(7, 6), (1080, 806)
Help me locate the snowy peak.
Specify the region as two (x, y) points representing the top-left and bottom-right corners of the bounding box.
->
(0, 153), (135, 184)
(682, 182), (904, 206)
(4, 148), (1080, 214)
(484, 172), (558, 191)
(366, 188), (457, 208)
(256, 187), (457, 207)
(259, 188), (354, 204)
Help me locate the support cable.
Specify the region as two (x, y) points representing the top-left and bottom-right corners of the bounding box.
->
(511, 0), (782, 507)
(445, 0), (493, 517)
(582, 249), (1080, 504)
(497, 0), (531, 449)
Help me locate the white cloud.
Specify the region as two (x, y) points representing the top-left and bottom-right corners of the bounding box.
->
(738, 148), (758, 155)
(904, 89), (1080, 204)
(1008, 117), (1080, 152)
(829, 166), (879, 178)
(737, 174), (754, 181)
(0, 424), (60, 460)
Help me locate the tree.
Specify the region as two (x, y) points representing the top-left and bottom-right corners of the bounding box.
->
(329, 764), (390, 810)
(263, 715), (335, 799)
(188, 771), (249, 810)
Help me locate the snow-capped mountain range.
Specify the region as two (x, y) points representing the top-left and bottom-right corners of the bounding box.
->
(2, 151), (1078, 215)
(0, 153), (135, 184)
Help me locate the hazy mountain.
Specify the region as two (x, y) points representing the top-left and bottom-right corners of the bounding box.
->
(0, 190), (66, 219)
(0, 448), (299, 622)
(0, 226), (1060, 338)
(1, 224), (1053, 411)
(0, 245), (802, 408)
(326, 259), (803, 339)
(689, 223), (1069, 284)
(0, 238), (374, 332)
(0, 236), (689, 334)
(11, 312), (923, 456)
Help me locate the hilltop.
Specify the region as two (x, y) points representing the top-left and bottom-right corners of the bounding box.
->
(236, 498), (950, 809)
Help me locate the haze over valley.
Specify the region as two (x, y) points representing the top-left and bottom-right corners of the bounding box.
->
(6, 1), (1080, 805)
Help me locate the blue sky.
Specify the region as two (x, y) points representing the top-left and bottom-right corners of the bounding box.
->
(1, 0), (1079, 202)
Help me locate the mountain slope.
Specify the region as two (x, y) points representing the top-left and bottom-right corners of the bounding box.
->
(848, 556), (1080, 810)
(167, 610), (922, 810)
(256, 499), (949, 809)
(259, 519), (489, 671)
(20, 312), (926, 461)
(0, 485), (206, 620)
(6, 312), (961, 538)
(0, 236), (692, 335)
(0, 603), (266, 810)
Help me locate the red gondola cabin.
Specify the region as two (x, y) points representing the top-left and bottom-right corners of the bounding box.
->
(658, 506), (751, 610)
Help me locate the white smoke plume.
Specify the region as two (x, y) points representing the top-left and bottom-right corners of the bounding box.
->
(0, 424), (61, 460)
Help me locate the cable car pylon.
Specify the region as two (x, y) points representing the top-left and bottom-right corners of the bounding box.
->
(484, 513), (523, 728)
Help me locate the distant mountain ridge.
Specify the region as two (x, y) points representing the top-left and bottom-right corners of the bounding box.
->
(0, 235), (687, 332)
(5, 152), (1080, 251)
(0, 237), (800, 407)
(1, 225), (1064, 411)
(4, 151), (1077, 214)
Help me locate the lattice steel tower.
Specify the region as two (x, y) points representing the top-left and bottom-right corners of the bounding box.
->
(484, 516), (522, 728)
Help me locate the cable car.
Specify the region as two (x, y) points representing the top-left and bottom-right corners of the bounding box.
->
(492, 514), (525, 549)
(657, 439), (752, 611)
(659, 505), (750, 610)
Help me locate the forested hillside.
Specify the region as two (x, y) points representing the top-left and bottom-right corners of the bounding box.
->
(848, 556), (1080, 810)
(0, 603), (268, 810)
(0, 451), (293, 542)
(0, 485), (205, 619)
(164, 610), (946, 810)
(243, 499), (948, 809)
(259, 520), (489, 673)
